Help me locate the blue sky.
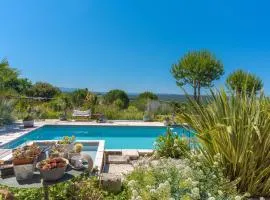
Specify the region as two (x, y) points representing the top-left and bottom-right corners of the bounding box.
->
(1, 0), (270, 94)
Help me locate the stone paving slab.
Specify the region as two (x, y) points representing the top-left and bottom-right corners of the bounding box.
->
(103, 164), (134, 176)
(108, 155), (129, 164)
(122, 150), (139, 160)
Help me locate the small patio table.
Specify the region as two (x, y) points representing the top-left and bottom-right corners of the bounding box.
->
(0, 166), (86, 200)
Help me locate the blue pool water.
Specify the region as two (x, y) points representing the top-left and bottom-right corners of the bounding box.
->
(2, 125), (192, 149)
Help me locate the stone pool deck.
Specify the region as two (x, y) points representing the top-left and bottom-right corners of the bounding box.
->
(0, 120), (164, 148)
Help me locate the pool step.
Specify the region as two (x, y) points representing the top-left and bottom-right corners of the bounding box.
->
(122, 150), (139, 160)
(108, 155), (129, 164)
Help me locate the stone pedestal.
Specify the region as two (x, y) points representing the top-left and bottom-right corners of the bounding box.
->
(101, 173), (122, 193)
(13, 164), (34, 180)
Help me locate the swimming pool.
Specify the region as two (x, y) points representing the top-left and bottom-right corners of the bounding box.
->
(1, 125), (192, 149)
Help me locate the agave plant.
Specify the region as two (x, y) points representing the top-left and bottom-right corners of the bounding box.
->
(178, 88), (270, 196)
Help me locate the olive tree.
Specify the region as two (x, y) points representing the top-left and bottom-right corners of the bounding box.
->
(171, 50), (224, 102)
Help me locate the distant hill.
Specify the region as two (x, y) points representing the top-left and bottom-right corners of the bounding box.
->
(59, 87), (192, 102)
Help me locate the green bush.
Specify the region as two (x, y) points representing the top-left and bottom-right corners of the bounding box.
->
(95, 105), (143, 120)
(124, 155), (244, 200)
(0, 99), (15, 126)
(104, 90), (129, 109)
(26, 82), (60, 99)
(155, 127), (190, 158)
(137, 91), (158, 101)
(0, 176), (109, 200)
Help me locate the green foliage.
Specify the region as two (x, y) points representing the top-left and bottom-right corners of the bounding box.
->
(124, 155), (243, 200)
(179, 88), (270, 196)
(226, 69), (263, 94)
(51, 94), (73, 118)
(155, 127), (190, 158)
(0, 99), (15, 126)
(71, 89), (89, 108)
(12, 187), (44, 200)
(0, 176), (108, 200)
(58, 136), (75, 144)
(130, 99), (148, 111)
(95, 105), (143, 120)
(0, 157), (244, 200)
(0, 58), (19, 90)
(84, 92), (98, 110)
(138, 92), (158, 101)
(132, 92), (158, 112)
(0, 58), (32, 95)
(171, 50), (224, 101)
(26, 82), (60, 98)
(4, 78), (32, 95)
(104, 89), (129, 109)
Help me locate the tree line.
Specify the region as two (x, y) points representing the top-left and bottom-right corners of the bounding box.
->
(171, 50), (263, 101)
(1, 50), (263, 105)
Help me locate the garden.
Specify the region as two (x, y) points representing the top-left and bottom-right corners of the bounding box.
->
(0, 51), (269, 199)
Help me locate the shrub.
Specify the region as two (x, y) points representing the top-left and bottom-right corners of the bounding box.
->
(95, 105), (143, 120)
(104, 90), (129, 109)
(70, 89), (89, 108)
(70, 89), (97, 109)
(26, 82), (60, 98)
(179, 88), (270, 196)
(124, 155), (243, 200)
(137, 92), (158, 101)
(0, 176), (106, 200)
(0, 99), (14, 125)
(155, 127), (190, 158)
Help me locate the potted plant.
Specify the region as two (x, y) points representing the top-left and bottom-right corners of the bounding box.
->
(23, 114), (34, 128)
(143, 112), (152, 122)
(37, 157), (68, 181)
(49, 143), (66, 158)
(58, 136), (75, 150)
(68, 143), (83, 159)
(57, 136), (76, 158)
(12, 144), (41, 165)
(12, 144), (41, 180)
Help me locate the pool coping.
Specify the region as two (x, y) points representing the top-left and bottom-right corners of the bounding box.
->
(0, 124), (46, 148)
(0, 121), (166, 149)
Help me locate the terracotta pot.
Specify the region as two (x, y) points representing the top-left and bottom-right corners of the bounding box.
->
(13, 157), (34, 165)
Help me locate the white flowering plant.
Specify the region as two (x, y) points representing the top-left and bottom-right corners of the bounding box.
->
(124, 153), (247, 200)
(154, 127), (190, 159)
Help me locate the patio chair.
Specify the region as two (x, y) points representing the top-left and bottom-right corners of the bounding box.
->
(72, 109), (91, 121)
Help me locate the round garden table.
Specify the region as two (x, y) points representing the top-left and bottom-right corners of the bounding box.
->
(0, 166), (86, 200)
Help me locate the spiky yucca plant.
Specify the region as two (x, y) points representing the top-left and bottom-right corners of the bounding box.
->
(179, 88), (270, 196)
